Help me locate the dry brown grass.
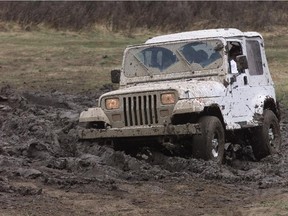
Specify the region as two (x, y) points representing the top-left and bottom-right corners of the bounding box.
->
(262, 28), (288, 106)
(0, 25), (149, 92)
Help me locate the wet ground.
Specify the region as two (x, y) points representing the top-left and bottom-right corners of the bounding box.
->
(1, 85), (288, 216)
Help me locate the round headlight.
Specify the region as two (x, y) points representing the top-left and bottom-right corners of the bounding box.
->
(105, 98), (120, 110)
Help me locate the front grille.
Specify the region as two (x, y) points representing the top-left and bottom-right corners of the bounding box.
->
(123, 94), (159, 126)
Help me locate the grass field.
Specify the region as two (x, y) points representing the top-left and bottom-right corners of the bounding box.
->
(0, 25), (287, 104)
(0, 25), (151, 92)
(264, 30), (288, 106)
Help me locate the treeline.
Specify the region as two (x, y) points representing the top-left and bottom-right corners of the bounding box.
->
(0, 1), (287, 32)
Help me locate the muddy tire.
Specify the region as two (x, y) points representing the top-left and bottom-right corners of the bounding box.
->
(251, 110), (281, 160)
(192, 116), (225, 164)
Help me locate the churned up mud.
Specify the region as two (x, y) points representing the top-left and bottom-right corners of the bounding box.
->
(1, 85), (288, 216)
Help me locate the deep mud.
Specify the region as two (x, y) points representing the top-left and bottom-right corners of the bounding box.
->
(1, 85), (288, 215)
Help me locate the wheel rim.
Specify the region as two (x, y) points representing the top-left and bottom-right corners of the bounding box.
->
(211, 134), (219, 158)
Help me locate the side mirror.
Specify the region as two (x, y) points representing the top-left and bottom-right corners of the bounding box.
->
(111, 69), (121, 84)
(236, 55), (248, 72)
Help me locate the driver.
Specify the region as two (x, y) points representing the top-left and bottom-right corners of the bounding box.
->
(229, 45), (241, 74)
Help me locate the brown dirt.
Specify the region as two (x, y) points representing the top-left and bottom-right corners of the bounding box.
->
(1, 85), (288, 216)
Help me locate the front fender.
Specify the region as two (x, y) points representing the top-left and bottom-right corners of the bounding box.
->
(79, 107), (110, 124)
(172, 99), (205, 115)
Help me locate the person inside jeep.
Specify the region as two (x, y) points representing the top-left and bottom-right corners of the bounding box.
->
(229, 44), (241, 73)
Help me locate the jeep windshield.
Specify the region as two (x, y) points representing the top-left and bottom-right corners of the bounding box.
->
(124, 39), (224, 78)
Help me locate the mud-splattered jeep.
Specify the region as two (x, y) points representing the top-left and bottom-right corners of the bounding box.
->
(79, 28), (281, 163)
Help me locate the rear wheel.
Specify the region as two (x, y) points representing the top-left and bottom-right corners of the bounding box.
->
(251, 110), (281, 160)
(192, 116), (225, 164)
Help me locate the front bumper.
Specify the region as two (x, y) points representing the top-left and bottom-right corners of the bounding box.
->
(78, 123), (201, 140)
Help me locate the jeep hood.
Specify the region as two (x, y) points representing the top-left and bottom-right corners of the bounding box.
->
(101, 80), (226, 99)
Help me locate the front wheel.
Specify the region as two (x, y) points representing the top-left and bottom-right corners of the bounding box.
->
(192, 116), (225, 164)
(251, 110), (281, 160)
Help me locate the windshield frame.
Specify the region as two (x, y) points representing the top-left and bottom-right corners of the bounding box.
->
(121, 37), (227, 85)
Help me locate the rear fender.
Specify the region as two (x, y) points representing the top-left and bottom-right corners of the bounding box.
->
(253, 96), (277, 114)
(252, 96), (280, 123)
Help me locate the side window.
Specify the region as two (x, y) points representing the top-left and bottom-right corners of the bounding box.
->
(246, 40), (263, 75)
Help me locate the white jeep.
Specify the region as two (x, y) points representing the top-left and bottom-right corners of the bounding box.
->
(78, 28), (281, 163)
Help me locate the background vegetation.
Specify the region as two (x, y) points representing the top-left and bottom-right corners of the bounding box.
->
(0, 1), (287, 32)
(0, 1), (287, 104)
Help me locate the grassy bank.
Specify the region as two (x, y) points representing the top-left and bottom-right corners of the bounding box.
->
(0, 26), (287, 105)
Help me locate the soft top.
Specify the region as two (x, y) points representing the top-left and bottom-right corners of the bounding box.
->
(145, 28), (262, 44)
